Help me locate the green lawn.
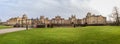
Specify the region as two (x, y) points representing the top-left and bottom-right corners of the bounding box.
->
(0, 26), (120, 44)
(0, 25), (12, 29)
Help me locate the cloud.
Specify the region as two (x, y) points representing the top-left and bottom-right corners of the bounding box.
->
(0, 0), (99, 21)
(89, 0), (120, 20)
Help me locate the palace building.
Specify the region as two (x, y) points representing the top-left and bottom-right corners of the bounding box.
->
(6, 12), (106, 27)
(7, 14), (32, 27)
(81, 12), (106, 25)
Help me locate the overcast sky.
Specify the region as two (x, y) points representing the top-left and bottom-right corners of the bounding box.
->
(0, 0), (120, 21)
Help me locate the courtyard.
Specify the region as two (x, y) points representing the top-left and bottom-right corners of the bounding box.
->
(0, 26), (120, 44)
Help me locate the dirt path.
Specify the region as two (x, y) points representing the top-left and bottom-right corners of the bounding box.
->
(0, 28), (26, 34)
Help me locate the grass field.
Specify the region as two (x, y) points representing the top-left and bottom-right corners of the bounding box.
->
(0, 26), (120, 44)
(0, 25), (12, 29)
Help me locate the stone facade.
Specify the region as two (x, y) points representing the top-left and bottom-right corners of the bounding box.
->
(81, 12), (106, 25)
(7, 14), (32, 26)
(51, 15), (78, 24)
(69, 15), (77, 24)
(6, 12), (106, 26)
(51, 16), (65, 24)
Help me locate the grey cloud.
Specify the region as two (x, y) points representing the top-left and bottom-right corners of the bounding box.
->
(0, 0), (99, 21)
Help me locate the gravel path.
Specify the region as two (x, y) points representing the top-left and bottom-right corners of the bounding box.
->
(0, 28), (26, 34)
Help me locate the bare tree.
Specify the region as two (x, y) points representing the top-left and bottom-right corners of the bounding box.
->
(110, 7), (120, 26)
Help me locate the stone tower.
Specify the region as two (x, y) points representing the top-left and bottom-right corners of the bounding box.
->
(86, 12), (92, 17)
(22, 14), (28, 19)
(69, 15), (77, 24)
